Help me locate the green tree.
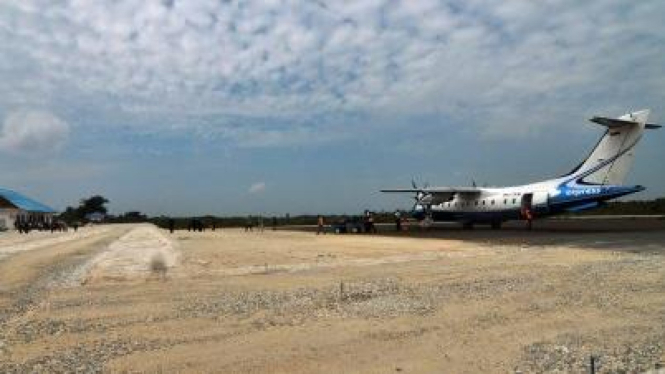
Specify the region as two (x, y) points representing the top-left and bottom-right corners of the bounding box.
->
(79, 195), (109, 216)
(58, 195), (110, 224)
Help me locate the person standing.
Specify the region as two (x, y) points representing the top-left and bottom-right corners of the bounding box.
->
(168, 218), (175, 234)
(368, 212), (377, 233)
(317, 215), (325, 235)
(525, 208), (533, 231)
(394, 210), (402, 232)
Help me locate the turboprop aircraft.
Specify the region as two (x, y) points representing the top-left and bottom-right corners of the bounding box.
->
(382, 110), (660, 229)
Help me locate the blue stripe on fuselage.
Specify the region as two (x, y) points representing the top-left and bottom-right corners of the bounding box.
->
(551, 184), (643, 206)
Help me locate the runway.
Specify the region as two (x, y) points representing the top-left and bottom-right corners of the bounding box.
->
(297, 216), (665, 250)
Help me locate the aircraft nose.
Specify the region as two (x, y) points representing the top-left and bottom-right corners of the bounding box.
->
(411, 207), (426, 220)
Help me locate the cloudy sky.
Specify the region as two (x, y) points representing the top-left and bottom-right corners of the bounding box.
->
(1, 0), (664, 216)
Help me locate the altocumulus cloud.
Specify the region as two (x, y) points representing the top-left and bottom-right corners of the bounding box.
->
(0, 110), (70, 154)
(0, 0), (663, 146)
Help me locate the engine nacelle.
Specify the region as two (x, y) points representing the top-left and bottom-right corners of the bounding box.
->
(419, 194), (449, 206)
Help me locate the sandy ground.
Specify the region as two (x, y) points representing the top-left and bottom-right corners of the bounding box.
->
(82, 225), (179, 284)
(1, 221), (665, 373)
(0, 226), (112, 261)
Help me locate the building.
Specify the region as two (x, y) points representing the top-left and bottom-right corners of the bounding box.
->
(0, 188), (56, 231)
(85, 211), (105, 223)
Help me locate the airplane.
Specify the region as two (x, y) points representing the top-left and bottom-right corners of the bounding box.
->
(382, 109), (661, 229)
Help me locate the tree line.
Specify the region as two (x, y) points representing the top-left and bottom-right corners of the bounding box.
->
(58, 195), (665, 227)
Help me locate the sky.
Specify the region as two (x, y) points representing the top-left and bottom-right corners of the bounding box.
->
(1, 0), (664, 216)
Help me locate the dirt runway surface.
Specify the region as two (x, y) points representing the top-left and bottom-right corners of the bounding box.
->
(1, 220), (665, 373)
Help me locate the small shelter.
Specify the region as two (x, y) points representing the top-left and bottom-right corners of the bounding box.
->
(85, 211), (105, 223)
(0, 188), (56, 230)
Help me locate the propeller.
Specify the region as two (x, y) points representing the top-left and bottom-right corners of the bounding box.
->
(409, 178), (432, 220)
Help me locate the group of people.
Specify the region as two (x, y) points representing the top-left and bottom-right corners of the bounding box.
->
(165, 216), (280, 234)
(166, 218), (216, 234)
(13, 217), (71, 234)
(187, 218), (207, 232)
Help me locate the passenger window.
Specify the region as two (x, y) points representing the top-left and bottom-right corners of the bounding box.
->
(482, 200), (486, 205)
(491, 200), (495, 205)
(512, 198), (516, 204)
(474, 201), (478, 206)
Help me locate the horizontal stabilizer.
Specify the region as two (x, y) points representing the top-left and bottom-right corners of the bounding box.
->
(590, 116), (660, 129)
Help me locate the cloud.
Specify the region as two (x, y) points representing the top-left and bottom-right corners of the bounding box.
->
(0, 110), (70, 154)
(248, 182), (266, 194)
(0, 0), (663, 147)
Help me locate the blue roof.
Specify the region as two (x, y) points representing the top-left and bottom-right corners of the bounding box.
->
(0, 188), (56, 213)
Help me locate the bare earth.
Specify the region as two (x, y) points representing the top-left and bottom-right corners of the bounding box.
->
(1, 222), (665, 373)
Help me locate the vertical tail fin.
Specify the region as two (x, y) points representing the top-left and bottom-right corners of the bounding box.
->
(569, 109), (651, 185)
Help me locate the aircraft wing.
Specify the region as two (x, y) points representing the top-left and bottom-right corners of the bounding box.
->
(381, 187), (482, 196)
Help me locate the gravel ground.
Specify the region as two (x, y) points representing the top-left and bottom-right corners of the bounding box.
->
(519, 328), (665, 373)
(1, 223), (665, 373)
(0, 338), (163, 373)
(0, 229), (126, 372)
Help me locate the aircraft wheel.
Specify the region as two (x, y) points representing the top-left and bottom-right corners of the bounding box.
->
(491, 220), (502, 230)
(462, 222), (474, 230)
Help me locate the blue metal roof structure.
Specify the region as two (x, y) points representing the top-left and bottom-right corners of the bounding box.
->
(0, 188), (56, 213)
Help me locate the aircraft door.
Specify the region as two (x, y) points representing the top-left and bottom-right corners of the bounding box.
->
(520, 193), (533, 219)
(521, 192), (549, 218)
